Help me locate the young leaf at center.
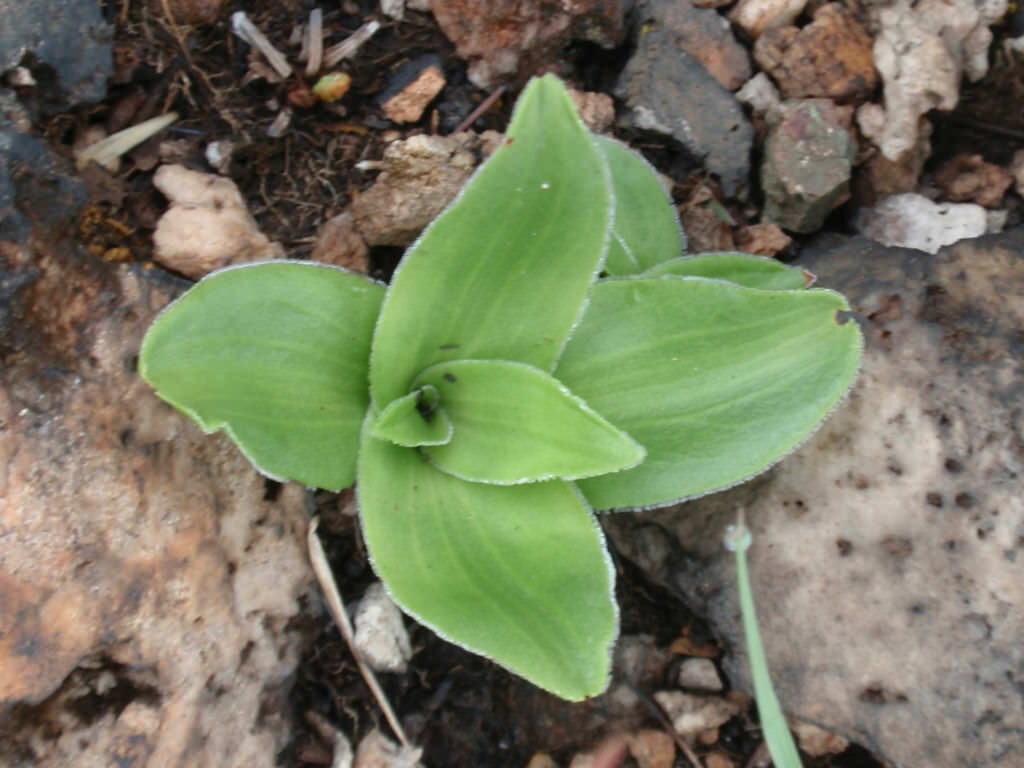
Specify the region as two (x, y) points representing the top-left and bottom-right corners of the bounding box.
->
(369, 74), (612, 408)
(373, 385), (453, 446)
(412, 359), (645, 484)
(357, 411), (618, 700)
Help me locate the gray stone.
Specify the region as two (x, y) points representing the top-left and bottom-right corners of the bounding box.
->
(615, 27), (753, 196)
(604, 229), (1024, 768)
(761, 100), (855, 232)
(0, 0), (113, 110)
(0, 112), (86, 242)
(638, 0), (752, 91)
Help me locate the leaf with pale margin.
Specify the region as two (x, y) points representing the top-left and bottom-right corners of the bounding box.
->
(556, 277), (862, 509)
(373, 385), (452, 446)
(369, 74), (612, 407)
(595, 135), (684, 275)
(411, 359), (645, 484)
(357, 411), (617, 700)
(139, 262), (384, 490)
(643, 252), (812, 290)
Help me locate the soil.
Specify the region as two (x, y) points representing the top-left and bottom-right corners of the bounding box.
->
(10, 1), (1024, 766)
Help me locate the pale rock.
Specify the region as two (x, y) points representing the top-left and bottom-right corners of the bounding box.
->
(313, 210), (369, 272)
(790, 720), (848, 756)
(603, 229), (1024, 768)
(729, 0), (809, 38)
(569, 89), (615, 133)
(854, 193), (987, 254)
(152, 164), (284, 278)
(735, 72), (782, 119)
(352, 132), (500, 246)
(859, 0), (1006, 161)
(354, 582), (412, 674)
(205, 139), (234, 174)
(628, 729), (676, 768)
(525, 753), (561, 768)
(381, 0), (405, 20)
(653, 691), (740, 739)
(354, 729), (422, 768)
(677, 658), (723, 692)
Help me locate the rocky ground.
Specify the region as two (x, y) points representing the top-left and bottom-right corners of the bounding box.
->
(1, 1), (1021, 767)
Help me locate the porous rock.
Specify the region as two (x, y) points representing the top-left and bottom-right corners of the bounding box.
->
(615, 27), (753, 196)
(380, 55), (446, 124)
(352, 132), (500, 246)
(761, 99), (856, 232)
(430, 0), (630, 88)
(855, 193), (987, 253)
(152, 164), (284, 278)
(0, 240), (315, 766)
(857, 0), (1006, 161)
(639, 0), (752, 91)
(604, 229), (1024, 768)
(753, 4), (877, 104)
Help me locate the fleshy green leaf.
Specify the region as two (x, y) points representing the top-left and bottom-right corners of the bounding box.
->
(595, 135), (684, 275)
(139, 261), (384, 490)
(556, 277), (862, 509)
(411, 359), (645, 484)
(357, 412), (617, 700)
(643, 252), (812, 290)
(369, 74), (612, 407)
(373, 385), (452, 446)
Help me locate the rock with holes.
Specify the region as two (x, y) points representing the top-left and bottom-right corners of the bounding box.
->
(0, 234), (315, 766)
(604, 229), (1024, 768)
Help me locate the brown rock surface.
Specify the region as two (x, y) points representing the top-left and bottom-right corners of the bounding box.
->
(754, 4), (876, 104)
(0, 237), (315, 766)
(313, 210), (370, 272)
(430, 0), (629, 87)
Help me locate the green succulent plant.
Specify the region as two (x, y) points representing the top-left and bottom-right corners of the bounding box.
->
(139, 75), (862, 700)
